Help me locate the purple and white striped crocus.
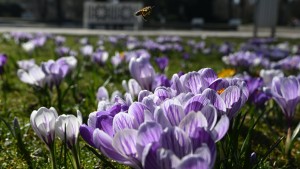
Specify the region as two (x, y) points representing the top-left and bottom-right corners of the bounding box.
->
(80, 86), (230, 169)
(122, 79), (142, 99)
(41, 57), (76, 87)
(271, 76), (300, 126)
(30, 107), (58, 149)
(170, 68), (249, 119)
(129, 56), (156, 91)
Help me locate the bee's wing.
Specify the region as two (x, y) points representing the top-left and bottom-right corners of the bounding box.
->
(135, 10), (142, 16)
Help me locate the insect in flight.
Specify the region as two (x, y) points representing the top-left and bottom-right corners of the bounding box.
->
(135, 6), (155, 21)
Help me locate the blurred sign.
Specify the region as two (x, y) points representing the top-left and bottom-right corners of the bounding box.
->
(83, 2), (143, 29)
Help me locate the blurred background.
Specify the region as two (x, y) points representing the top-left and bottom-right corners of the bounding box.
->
(0, 0), (300, 29)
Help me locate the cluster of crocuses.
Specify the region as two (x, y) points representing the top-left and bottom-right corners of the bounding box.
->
(80, 56), (249, 169)
(30, 107), (82, 168)
(222, 38), (300, 71)
(17, 56), (77, 88)
(8, 32), (52, 53)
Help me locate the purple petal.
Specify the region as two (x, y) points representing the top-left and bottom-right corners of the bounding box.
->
(137, 121), (163, 146)
(112, 129), (138, 159)
(220, 86), (242, 119)
(184, 72), (204, 94)
(142, 95), (156, 113)
(179, 112), (208, 135)
(200, 104), (218, 130)
(160, 127), (192, 158)
(141, 143), (160, 169)
(154, 87), (173, 104)
(96, 115), (114, 137)
(154, 107), (172, 129)
(157, 149), (180, 169)
(138, 90), (153, 102)
(113, 113), (138, 133)
(93, 129), (128, 163)
(202, 88), (227, 115)
(176, 154), (209, 169)
(97, 86), (109, 101)
(184, 94), (210, 114)
(161, 99), (185, 126)
(137, 121), (163, 158)
(128, 102), (147, 125)
(212, 115), (230, 141)
(209, 78), (229, 91)
(171, 74), (187, 94)
(189, 128), (216, 163)
(198, 68), (218, 85)
(79, 124), (95, 147)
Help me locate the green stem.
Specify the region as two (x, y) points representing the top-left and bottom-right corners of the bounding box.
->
(56, 85), (62, 113)
(71, 146), (80, 169)
(285, 127), (292, 157)
(49, 143), (57, 169)
(1, 75), (7, 115)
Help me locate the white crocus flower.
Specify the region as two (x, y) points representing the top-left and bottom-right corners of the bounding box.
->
(17, 65), (46, 87)
(259, 69), (284, 87)
(30, 107), (58, 149)
(22, 40), (35, 53)
(55, 110), (82, 148)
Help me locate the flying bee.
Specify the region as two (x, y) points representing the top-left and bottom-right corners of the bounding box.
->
(135, 6), (155, 21)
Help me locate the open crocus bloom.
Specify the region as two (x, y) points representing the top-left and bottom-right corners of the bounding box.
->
(80, 87), (230, 169)
(30, 107), (58, 149)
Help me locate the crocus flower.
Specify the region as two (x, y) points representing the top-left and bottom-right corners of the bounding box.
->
(42, 59), (72, 87)
(122, 79), (142, 98)
(55, 46), (70, 57)
(33, 36), (47, 47)
(57, 56), (77, 70)
(55, 110), (82, 149)
(17, 59), (36, 71)
(218, 42), (233, 55)
(271, 76), (300, 126)
(22, 41), (35, 53)
(17, 65), (46, 87)
(259, 69), (284, 87)
(97, 86), (109, 101)
(155, 56), (169, 72)
(79, 37), (89, 45)
(30, 107), (58, 149)
(111, 52), (124, 68)
(91, 50), (109, 66)
(81, 45), (93, 57)
(0, 54), (7, 74)
(55, 36), (66, 46)
(129, 56), (155, 91)
(222, 51), (269, 68)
